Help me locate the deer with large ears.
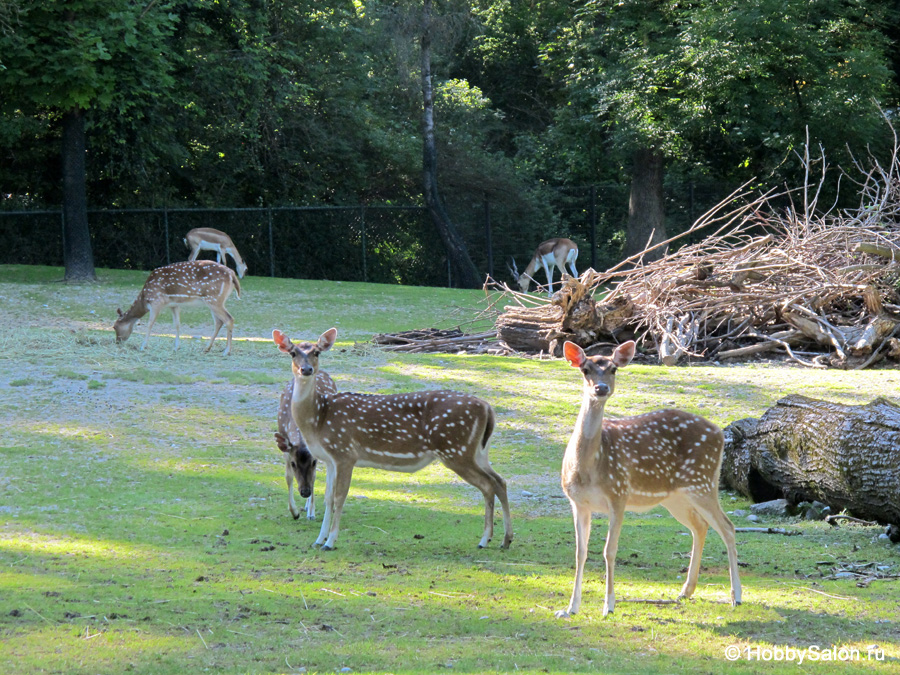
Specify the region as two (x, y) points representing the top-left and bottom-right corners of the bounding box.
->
(275, 373), (337, 520)
(273, 327), (513, 551)
(509, 238), (579, 295)
(556, 340), (741, 618)
(113, 260), (240, 355)
(185, 228), (248, 279)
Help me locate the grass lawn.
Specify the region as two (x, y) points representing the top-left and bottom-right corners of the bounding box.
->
(0, 265), (898, 674)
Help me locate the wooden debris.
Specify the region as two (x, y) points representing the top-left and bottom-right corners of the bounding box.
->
(483, 134), (900, 367)
(372, 328), (506, 354)
(734, 527), (802, 536)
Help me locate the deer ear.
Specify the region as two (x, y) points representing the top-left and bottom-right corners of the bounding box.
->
(563, 341), (586, 368)
(116, 308), (124, 318)
(274, 432), (290, 453)
(272, 330), (292, 353)
(318, 327), (337, 352)
(612, 340), (636, 368)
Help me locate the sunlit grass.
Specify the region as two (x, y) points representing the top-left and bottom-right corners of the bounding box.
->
(1, 265), (898, 674)
(0, 531), (160, 561)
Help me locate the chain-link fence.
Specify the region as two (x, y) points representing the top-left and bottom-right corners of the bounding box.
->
(0, 182), (731, 286)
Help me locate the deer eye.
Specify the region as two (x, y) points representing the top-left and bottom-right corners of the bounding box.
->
(608, 365), (618, 374)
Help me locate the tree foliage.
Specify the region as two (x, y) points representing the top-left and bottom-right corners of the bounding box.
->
(1, 0), (898, 276)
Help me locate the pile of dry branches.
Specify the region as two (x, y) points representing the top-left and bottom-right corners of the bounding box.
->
(489, 134), (900, 368)
(372, 328), (509, 354)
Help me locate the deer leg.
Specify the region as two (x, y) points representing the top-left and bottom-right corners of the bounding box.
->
(314, 458), (336, 547)
(663, 496), (708, 600)
(188, 247), (199, 261)
(171, 306), (182, 352)
(285, 455), (300, 520)
(321, 463), (354, 551)
(693, 495), (742, 606)
(557, 503), (592, 618)
(305, 490), (315, 520)
(206, 305), (234, 354)
(602, 505), (625, 617)
(205, 316), (224, 353)
(443, 458), (499, 548)
(541, 259), (554, 294)
(489, 468), (513, 549)
(141, 306), (163, 351)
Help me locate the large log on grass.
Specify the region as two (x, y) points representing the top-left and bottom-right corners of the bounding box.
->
(722, 395), (900, 526)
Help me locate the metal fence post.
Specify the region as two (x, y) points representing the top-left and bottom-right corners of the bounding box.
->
(360, 206), (367, 282)
(590, 185), (597, 270)
(163, 206), (170, 264)
(483, 198), (493, 278)
(267, 207), (274, 277)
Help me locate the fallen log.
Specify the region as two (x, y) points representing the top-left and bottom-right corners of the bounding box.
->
(722, 395), (900, 527)
(495, 277), (635, 355)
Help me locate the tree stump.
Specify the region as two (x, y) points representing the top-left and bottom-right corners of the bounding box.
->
(722, 395), (900, 527)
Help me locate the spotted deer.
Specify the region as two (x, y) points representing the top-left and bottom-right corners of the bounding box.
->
(113, 260), (240, 355)
(185, 227), (248, 279)
(275, 373), (337, 520)
(556, 340), (741, 618)
(509, 237), (579, 294)
(272, 327), (513, 551)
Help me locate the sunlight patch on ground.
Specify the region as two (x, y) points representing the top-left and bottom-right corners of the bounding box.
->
(0, 530), (165, 561)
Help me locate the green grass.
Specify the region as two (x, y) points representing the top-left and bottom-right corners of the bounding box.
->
(1, 265), (898, 674)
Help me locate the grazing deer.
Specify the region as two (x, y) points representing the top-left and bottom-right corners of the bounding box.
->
(275, 374), (337, 520)
(113, 260), (240, 355)
(185, 227), (248, 279)
(556, 340), (741, 618)
(272, 327), (513, 551)
(509, 238), (579, 294)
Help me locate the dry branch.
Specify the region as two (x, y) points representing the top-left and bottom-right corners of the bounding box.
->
(481, 127), (900, 367)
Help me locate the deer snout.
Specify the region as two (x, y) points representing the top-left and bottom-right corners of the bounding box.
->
(299, 485), (312, 498)
(593, 382), (610, 397)
(299, 364), (314, 377)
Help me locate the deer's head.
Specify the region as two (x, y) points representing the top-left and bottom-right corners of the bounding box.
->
(564, 340), (636, 400)
(113, 308), (136, 343)
(273, 327), (337, 378)
(275, 431), (317, 498)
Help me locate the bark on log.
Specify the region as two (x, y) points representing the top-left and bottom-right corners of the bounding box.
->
(722, 395), (900, 526)
(495, 277), (635, 355)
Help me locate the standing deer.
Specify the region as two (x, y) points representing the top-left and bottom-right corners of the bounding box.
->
(113, 260), (240, 355)
(272, 327), (513, 551)
(509, 238), (579, 294)
(185, 227), (248, 279)
(556, 340), (741, 618)
(275, 373), (337, 520)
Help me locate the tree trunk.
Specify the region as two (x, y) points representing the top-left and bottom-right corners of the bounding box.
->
(61, 107), (96, 282)
(721, 395), (900, 526)
(623, 147), (667, 263)
(420, 0), (480, 289)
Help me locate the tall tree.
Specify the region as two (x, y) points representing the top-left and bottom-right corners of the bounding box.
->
(421, 0), (481, 288)
(0, 0), (179, 280)
(552, 0), (895, 259)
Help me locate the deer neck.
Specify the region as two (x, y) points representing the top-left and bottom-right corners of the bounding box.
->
(123, 292), (150, 321)
(564, 392), (608, 469)
(289, 372), (324, 437)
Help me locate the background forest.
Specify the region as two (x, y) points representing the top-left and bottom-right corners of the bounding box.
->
(1, 0), (899, 284)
